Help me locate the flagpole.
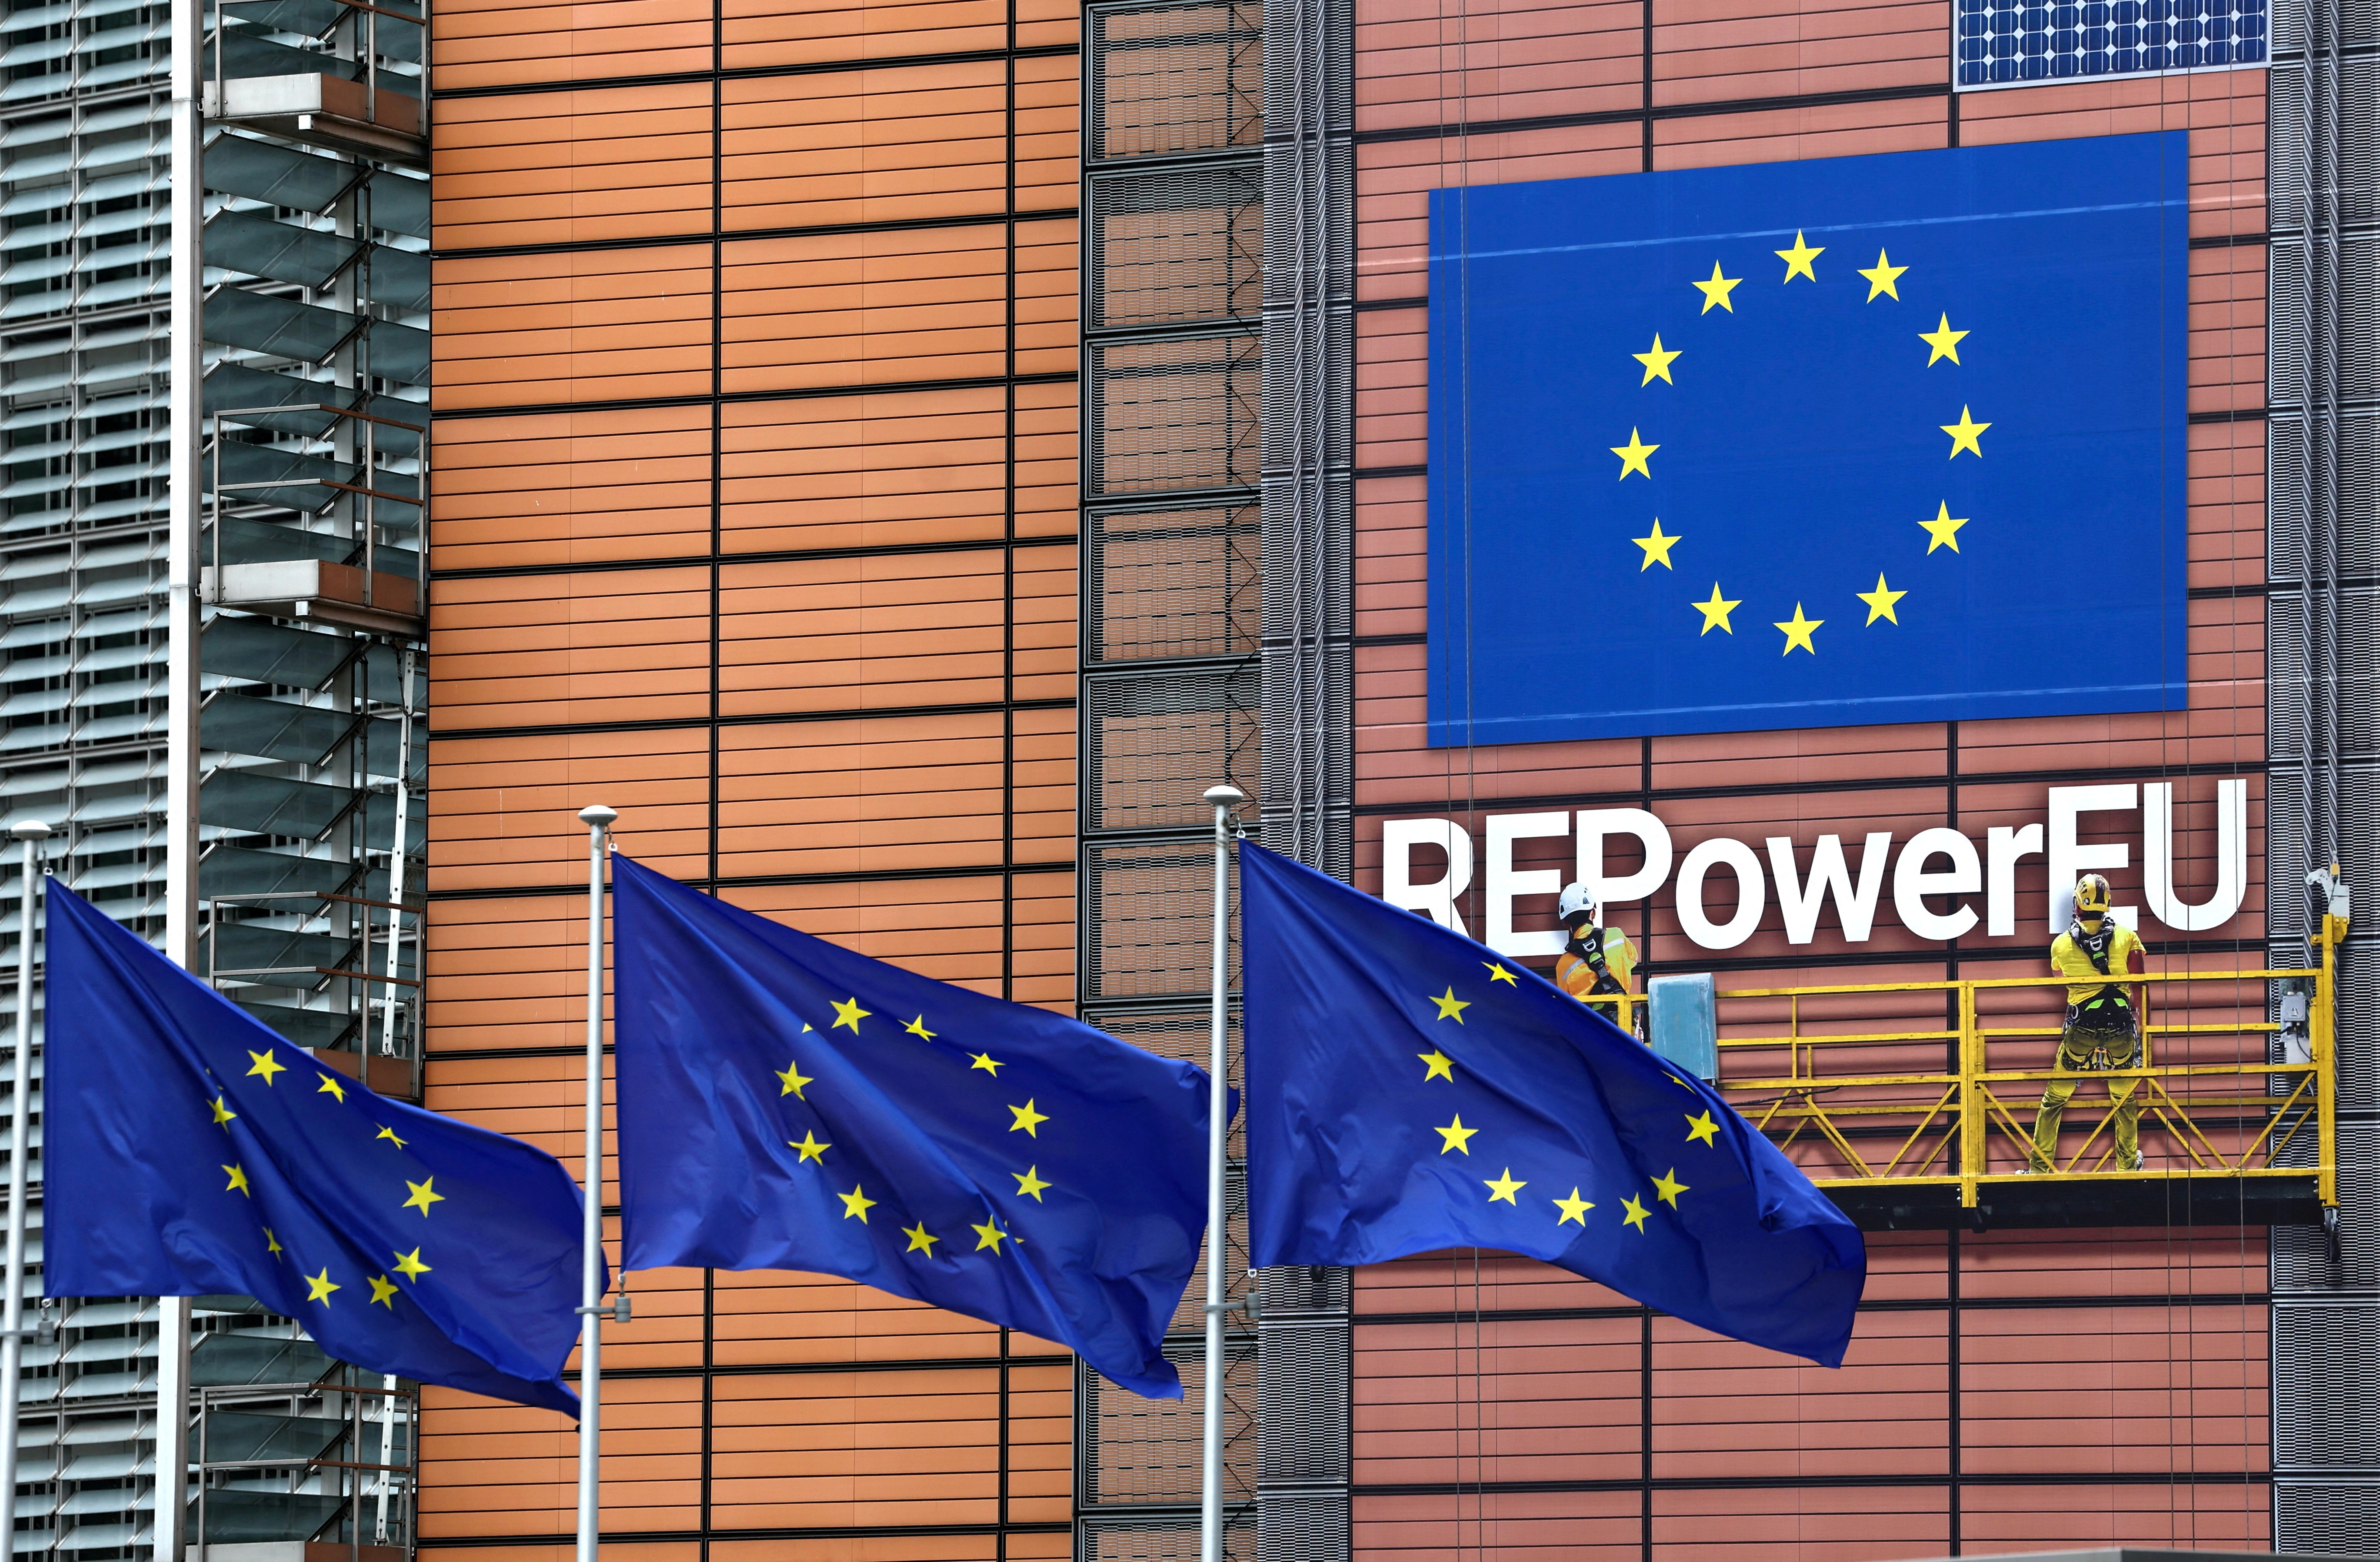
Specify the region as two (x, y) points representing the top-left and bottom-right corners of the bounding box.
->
(1198, 783), (1244, 1562)
(0, 822), (50, 1562)
(574, 804), (616, 1562)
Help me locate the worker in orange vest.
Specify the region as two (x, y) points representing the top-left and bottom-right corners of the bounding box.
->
(1554, 881), (1639, 1032)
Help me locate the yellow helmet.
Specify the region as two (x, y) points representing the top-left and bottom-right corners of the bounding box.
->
(2073, 873), (2113, 921)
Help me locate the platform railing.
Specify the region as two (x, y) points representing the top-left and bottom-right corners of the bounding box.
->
(1704, 919), (2338, 1213)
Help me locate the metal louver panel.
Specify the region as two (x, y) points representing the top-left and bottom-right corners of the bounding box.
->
(1088, 164), (1263, 331)
(1081, 1514), (1257, 1562)
(1087, 0), (1264, 163)
(2272, 1302), (2380, 1469)
(1087, 503), (1262, 665)
(2274, 1483), (2380, 1555)
(2272, 1119), (2378, 1290)
(1088, 333), (1263, 497)
(1083, 1342), (1258, 1506)
(1084, 665), (1260, 834)
(1081, 838), (1240, 1002)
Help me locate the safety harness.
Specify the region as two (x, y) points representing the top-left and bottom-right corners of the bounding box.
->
(1567, 925), (1626, 997)
(2067, 920), (2134, 1034)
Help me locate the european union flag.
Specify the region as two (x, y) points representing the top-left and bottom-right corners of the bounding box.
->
(1240, 845), (1865, 1365)
(1427, 132), (2190, 745)
(610, 854), (1216, 1398)
(42, 880), (593, 1414)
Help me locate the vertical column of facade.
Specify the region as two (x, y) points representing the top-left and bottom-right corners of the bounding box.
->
(2266, 0), (2379, 1540)
(1074, 3), (1264, 1555)
(420, 0), (1083, 1553)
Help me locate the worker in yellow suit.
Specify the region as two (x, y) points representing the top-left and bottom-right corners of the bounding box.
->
(1555, 882), (1639, 1033)
(2027, 873), (2147, 1174)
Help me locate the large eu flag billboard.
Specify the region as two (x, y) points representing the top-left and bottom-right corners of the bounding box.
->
(1426, 133), (2190, 747)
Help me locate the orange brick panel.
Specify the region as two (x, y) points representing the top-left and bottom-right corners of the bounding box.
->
(1356, 129), (1644, 300)
(1650, 0), (1948, 108)
(1958, 1482), (2270, 1551)
(716, 710), (1010, 879)
(1356, 0), (1644, 136)
(1357, 1488), (1643, 1560)
(431, 0), (715, 90)
(418, 1377), (704, 1535)
(428, 726), (712, 893)
(434, 247), (714, 410)
(1011, 545), (1080, 703)
(1014, 218), (1082, 376)
(708, 1367), (1006, 1529)
(722, 0), (1008, 71)
(722, 63), (1012, 231)
(1357, 1312), (1645, 1486)
(721, 228), (1010, 395)
(430, 565), (712, 729)
(1650, 93), (1950, 168)
(423, 894), (591, 1055)
(1013, 380), (1081, 535)
(431, 405), (713, 571)
(1014, 54), (1082, 210)
(714, 875), (1015, 994)
(711, 1270), (1007, 1366)
(1012, 704), (1079, 863)
(1650, 1311), (1950, 1480)
(433, 84), (713, 250)
(719, 387), (1011, 556)
(716, 550), (1008, 716)
(1650, 1485), (1952, 1562)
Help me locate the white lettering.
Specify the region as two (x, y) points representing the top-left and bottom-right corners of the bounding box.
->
(1987, 822), (2043, 937)
(1383, 818), (1473, 935)
(1895, 827), (1981, 941)
(1677, 837), (1766, 950)
(1575, 807), (1672, 905)
(1766, 833), (1893, 945)
(2143, 779), (2248, 931)
(2047, 784), (2137, 932)
(1485, 811), (1567, 957)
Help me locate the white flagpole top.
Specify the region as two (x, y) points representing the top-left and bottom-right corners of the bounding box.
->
(9, 823), (49, 841)
(578, 805), (618, 828)
(1201, 785), (1246, 808)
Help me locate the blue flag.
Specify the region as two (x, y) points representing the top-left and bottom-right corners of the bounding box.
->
(42, 879), (593, 1414)
(610, 854), (1216, 1398)
(1239, 845), (1865, 1366)
(1428, 132), (2189, 745)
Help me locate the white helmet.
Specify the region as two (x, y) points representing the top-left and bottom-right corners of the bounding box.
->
(1557, 881), (1600, 923)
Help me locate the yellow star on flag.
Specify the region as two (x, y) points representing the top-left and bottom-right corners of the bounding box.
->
(1632, 333), (1682, 385)
(1007, 1099), (1049, 1137)
(402, 1176), (444, 1216)
(245, 1049), (285, 1086)
(972, 1219), (1010, 1253)
(1013, 1166), (1052, 1202)
(1941, 406), (1990, 458)
(1429, 986), (1470, 1023)
(368, 1275), (399, 1308)
(1653, 1167), (1690, 1207)
(1692, 584), (1741, 636)
(969, 1052), (1003, 1076)
(1483, 962), (1517, 985)
(1693, 261), (1741, 314)
(831, 997), (870, 1032)
(392, 1247), (430, 1281)
(264, 1228), (283, 1259)
(1920, 313), (1969, 366)
(1483, 1168), (1527, 1205)
(1417, 1049), (1455, 1082)
(838, 1184), (876, 1222)
(903, 1222), (939, 1256)
(1685, 1110), (1720, 1146)
(1435, 1114), (1479, 1156)
(1857, 248), (1908, 301)
(904, 1016), (936, 1042)
(1610, 428), (1658, 480)
(304, 1268), (340, 1305)
(1920, 502), (1968, 553)
(1857, 573), (1907, 625)
(1774, 230), (1823, 282)
(1773, 603), (1823, 655)
(315, 1073), (345, 1103)
(210, 1095), (236, 1128)
(789, 1131), (830, 1164)
(376, 1126), (407, 1148)
(1554, 1188), (1595, 1226)
(1632, 520), (1681, 571)
(1622, 1195), (1651, 1232)
(776, 1059), (813, 1098)
(223, 1164), (250, 1196)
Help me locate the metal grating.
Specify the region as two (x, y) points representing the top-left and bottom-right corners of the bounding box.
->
(1087, 0), (1264, 163)
(2275, 1482), (2380, 1556)
(2269, 57), (2380, 227)
(2272, 1303), (2380, 1469)
(1083, 1514), (1257, 1562)
(1254, 1317), (1350, 1489)
(2268, 235), (2380, 410)
(1089, 165), (1263, 332)
(1082, 838), (1241, 1002)
(1088, 503), (1263, 666)
(1084, 666), (1261, 834)
(1083, 1341), (1258, 1505)
(1954, 0), (2268, 86)
(2268, 413), (2380, 588)
(2272, 1118), (2378, 1292)
(1089, 333), (1263, 498)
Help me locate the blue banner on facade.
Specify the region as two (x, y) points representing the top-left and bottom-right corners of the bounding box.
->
(1427, 133), (2190, 747)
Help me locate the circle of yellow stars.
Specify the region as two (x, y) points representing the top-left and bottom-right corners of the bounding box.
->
(768, 996), (1026, 1262)
(1611, 230), (1987, 656)
(209, 1045), (444, 1320)
(1417, 968), (1724, 1234)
